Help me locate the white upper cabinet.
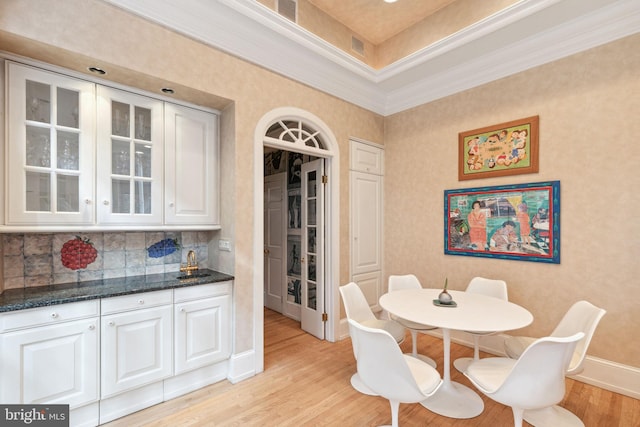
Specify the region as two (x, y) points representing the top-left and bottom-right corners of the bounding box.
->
(3, 61), (220, 230)
(350, 139), (384, 175)
(164, 103), (219, 225)
(96, 86), (164, 225)
(6, 62), (96, 225)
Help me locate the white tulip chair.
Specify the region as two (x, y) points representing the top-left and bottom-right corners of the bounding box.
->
(339, 282), (405, 396)
(465, 332), (584, 427)
(348, 318), (442, 427)
(503, 300), (606, 426)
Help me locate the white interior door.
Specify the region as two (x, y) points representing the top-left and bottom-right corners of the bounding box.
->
(300, 159), (325, 339)
(264, 173), (287, 313)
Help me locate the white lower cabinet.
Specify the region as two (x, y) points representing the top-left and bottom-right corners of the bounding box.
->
(100, 300), (173, 398)
(174, 283), (231, 374)
(99, 291), (173, 425)
(0, 301), (100, 426)
(0, 281), (233, 427)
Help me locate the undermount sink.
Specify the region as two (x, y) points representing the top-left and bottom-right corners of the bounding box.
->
(177, 272), (212, 280)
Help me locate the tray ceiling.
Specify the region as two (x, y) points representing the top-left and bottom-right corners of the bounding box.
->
(103, 0), (640, 115)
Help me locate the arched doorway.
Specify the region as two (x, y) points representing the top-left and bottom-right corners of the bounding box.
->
(253, 107), (340, 373)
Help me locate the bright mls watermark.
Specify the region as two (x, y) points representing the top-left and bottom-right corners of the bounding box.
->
(1, 405), (69, 426)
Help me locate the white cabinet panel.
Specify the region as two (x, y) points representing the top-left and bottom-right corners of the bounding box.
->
(4, 61), (221, 229)
(350, 140), (384, 312)
(174, 294), (231, 374)
(6, 62), (95, 225)
(96, 86), (164, 225)
(101, 305), (172, 398)
(0, 315), (99, 407)
(350, 171), (382, 275)
(0, 282), (232, 425)
(350, 140), (384, 175)
(164, 103), (219, 225)
(352, 271), (382, 310)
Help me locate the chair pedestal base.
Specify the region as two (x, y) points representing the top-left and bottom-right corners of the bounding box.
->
(453, 356), (474, 373)
(524, 405), (585, 427)
(350, 373), (378, 396)
(406, 352), (437, 368)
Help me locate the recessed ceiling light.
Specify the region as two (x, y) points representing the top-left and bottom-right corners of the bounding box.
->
(161, 87), (175, 94)
(384, 0), (398, 3)
(87, 66), (106, 75)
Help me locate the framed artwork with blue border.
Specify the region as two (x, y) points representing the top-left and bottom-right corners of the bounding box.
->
(445, 181), (560, 263)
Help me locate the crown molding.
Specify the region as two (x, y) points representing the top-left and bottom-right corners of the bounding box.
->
(103, 0), (640, 116)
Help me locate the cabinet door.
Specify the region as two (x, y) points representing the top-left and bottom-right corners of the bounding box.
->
(0, 317), (99, 407)
(350, 171), (383, 275)
(101, 305), (172, 398)
(174, 294), (231, 374)
(96, 86), (163, 225)
(6, 62), (95, 224)
(350, 140), (384, 175)
(164, 103), (219, 225)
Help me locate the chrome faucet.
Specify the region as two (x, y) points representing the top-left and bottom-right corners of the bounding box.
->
(180, 250), (199, 276)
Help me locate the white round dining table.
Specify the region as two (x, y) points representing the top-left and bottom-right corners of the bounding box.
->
(379, 288), (533, 419)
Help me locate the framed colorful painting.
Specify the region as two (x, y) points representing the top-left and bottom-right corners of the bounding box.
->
(445, 181), (560, 263)
(459, 116), (539, 181)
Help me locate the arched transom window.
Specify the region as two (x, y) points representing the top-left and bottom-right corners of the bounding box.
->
(264, 118), (330, 157)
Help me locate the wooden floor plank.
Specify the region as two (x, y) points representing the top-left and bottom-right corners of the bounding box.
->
(104, 308), (639, 426)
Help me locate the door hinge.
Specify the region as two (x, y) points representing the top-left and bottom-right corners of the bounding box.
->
(322, 312), (328, 322)
(322, 175), (328, 184)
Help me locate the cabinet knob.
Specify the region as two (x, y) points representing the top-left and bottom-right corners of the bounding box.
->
(88, 324), (95, 330)
(103, 200), (110, 206)
(108, 321), (115, 326)
(138, 299), (144, 305)
(85, 199), (92, 205)
(50, 312), (59, 319)
(180, 308), (185, 312)
(169, 202), (175, 208)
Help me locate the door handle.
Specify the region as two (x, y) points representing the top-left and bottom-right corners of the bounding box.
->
(264, 248), (270, 255)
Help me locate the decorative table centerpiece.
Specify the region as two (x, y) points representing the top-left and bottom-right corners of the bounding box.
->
(434, 278), (457, 307)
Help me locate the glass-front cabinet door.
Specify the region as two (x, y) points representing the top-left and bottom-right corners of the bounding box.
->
(96, 86), (163, 225)
(6, 62), (95, 225)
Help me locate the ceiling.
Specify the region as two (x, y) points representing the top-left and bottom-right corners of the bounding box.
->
(308, 0), (458, 44)
(103, 0), (639, 116)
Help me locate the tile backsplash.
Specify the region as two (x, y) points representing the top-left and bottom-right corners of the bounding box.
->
(1, 231), (212, 291)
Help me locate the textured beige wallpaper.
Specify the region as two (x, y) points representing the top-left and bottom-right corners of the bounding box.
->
(384, 34), (640, 366)
(0, 0), (384, 353)
(0, 0), (637, 368)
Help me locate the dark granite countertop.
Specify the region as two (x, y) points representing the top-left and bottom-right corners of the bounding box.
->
(0, 269), (234, 313)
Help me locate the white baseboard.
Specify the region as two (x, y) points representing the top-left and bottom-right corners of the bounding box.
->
(227, 350), (256, 384)
(338, 317), (640, 399)
(164, 362), (229, 401)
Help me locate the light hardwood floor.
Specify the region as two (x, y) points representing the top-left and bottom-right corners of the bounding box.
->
(105, 308), (639, 426)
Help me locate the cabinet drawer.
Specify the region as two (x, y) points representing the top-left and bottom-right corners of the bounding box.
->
(174, 281), (232, 303)
(0, 300), (100, 332)
(101, 290), (172, 315)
